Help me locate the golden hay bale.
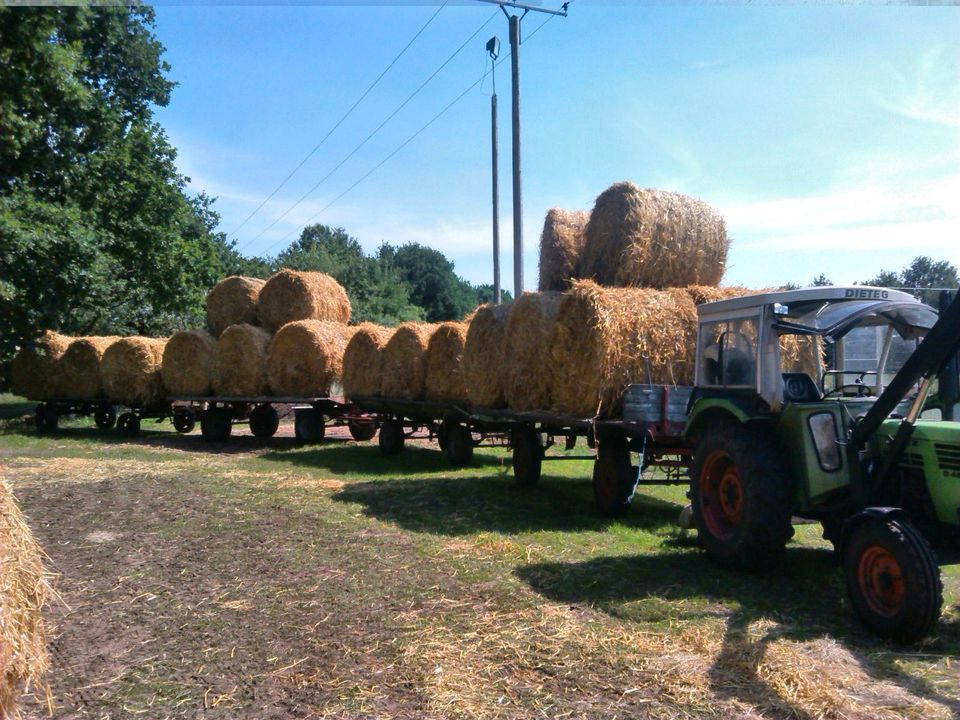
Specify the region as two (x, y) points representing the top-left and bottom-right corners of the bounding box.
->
(212, 324), (271, 397)
(267, 321), (355, 397)
(680, 285), (751, 306)
(101, 337), (167, 406)
(161, 330), (216, 396)
(205, 276), (265, 337)
(58, 336), (121, 399)
(342, 324), (395, 399)
(550, 281), (698, 417)
(502, 292), (563, 410)
(463, 303), (511, 408)
(579, 182), (728, 289)
(380, 323), (438, 400)
(424, 322), (470, 402)
(0, 480), (51, 718)
(538, 208), (590, 292)
(10, 331), (70, 400)
(257, 269), (351, 333)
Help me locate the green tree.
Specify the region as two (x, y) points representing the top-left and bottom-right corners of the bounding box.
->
(811, 273), (832, 287)
(381, 243), (478, 322)
(863, 256), (958, 305)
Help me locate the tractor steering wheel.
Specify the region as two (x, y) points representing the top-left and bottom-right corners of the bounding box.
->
(824, 383), (875, 398)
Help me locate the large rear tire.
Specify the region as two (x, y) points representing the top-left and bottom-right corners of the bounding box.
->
(690, 425), (794, 570)
(593, 435), (636, 517)
(843, 517), (942, 643)
(511, 426), (542, 488)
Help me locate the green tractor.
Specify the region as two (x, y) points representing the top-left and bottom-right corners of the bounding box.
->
(683, 286), (959, 642)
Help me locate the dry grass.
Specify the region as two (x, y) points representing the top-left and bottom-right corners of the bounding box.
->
(100, 337), (167, 406)
(501, 293), (562, 411)
(342, 324), (394, 399)
(205, 276), (265, 338)
(424, 322), (470, 403)
(161, 329), (216, 396)
(212, 324), (271, 397)
(580, 182), (728, 289)
(58, 336), (120, 399)
(550, 280), (698, 417)
(266, 320), (354, 397)
(10, 331), (71, 401)
(463, 303), (511, 409)
(538, 208), (590, 292)
(257, 270), (351, 333)
(380, 323), (438, 400)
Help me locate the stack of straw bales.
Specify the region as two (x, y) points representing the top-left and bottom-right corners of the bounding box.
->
(267, 320), (354, 397)
(58, 336), (119, 399)
(0, 480), (50, 717)
(462, 303), (511, 408)
(501, 292), (562, 410)
(380, 323), (437, 400)
(101, 337), (167, 406)
(538, 209), (590, 292)
(206, 276), (265, 337)
(424, 322), (469, 403)
(212, 324), (271, 397)
(258, 270), (351, 333)
(10, 331), (71, 400)
(162, 330), (216, 396)
(342, 324), (394, 399)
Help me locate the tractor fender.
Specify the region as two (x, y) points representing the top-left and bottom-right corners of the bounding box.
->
(839, 507), (909, 553)
(684, 398), (752, 440)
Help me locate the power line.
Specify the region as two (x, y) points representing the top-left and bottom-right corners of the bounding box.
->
(241, 9), (500, 252)
(227, 0), (449, 241)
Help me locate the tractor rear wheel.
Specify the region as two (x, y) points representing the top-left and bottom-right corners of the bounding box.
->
(843, 517), (942, 643)
(690, 425), (794, 570)
(511, 425), (542, 488)
(593, 435), (636, 517)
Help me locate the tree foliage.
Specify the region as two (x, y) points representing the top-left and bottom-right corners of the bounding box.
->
(863, 256), (959, 305)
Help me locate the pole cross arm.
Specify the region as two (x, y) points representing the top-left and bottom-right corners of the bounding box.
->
(477, 0), (569, 17)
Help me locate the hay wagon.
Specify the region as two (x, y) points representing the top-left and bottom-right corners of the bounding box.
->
(33, 398), (173, 437)
(168, 395), (376, 444)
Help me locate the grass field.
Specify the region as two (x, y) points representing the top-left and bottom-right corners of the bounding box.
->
(1, 397), (958, 719)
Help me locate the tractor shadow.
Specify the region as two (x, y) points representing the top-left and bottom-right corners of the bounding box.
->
(517, 551), (960, 719)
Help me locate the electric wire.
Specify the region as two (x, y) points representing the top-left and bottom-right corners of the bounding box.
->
(227, 0), (449, 241)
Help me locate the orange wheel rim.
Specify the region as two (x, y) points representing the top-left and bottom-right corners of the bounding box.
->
(700, 450), (743, 540)
(858, 545), (904, 618)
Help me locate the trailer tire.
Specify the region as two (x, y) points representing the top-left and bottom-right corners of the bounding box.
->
(116, 412), (140, 437)
(348, 419), (377, 442)
(511, 426), (542, 488)
(35, 403), (58, 434)
(294, 409), (325, 443)
(249, 404), (280, 438)
(201, 407), (232, 443)
(690, 425), (794, 570)
(593, 435), (637, 517)
(173, 409), (196, 434)
(379, 419), (405, 456)
(445, 423), (474, 466)
(95, 404), (117, 431)
(843, 517), (942, 643)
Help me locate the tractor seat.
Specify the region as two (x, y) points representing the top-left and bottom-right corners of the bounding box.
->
(782, 373), (822, 403)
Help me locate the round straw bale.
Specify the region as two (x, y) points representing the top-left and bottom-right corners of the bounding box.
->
(463, 303), (511, 408)
(580, 182), (728, 289)
(502, 292), (563, 410)
(206, 276), (265, 337)
(538, 208), (590, 292)
(212, 324), (271, 397)
(10, 330), (70, 400)
(101, 337), (167, 406)
(424, 322), (470, 402)
(680, 285), (751, 306)
(257, 269), (351, 333)
(161, 330), (216, 396)
(342, 324), (395, 399)
(59, 336), (121, 399)
(0, 479), (51, 717)
(267, 320), (354, 397)
(550, 281), (698, 417)
(380, 323), (438, 400)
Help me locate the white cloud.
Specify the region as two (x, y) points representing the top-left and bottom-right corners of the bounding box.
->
(875, 45), (960, 129)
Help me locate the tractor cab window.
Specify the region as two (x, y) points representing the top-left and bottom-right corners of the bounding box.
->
(699, 318), (758, 387)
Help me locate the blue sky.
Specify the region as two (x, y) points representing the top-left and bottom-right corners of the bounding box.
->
(152, 2), (960, 291)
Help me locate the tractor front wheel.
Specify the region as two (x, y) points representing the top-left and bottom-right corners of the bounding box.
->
(843, 517), (942, 643)
(690, 425), (794, 570)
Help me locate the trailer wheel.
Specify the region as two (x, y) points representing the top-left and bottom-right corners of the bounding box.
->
(294, 409), (325, 443)
(201, 407), (232, 443)
(348, 419), (377, 442)
(172, 409), (196, 434)
(94, 404), (117, 431)
(249, 404), (279, 438)
(379, 419), (405, 456)
(690, 425), (794, 570)
(444, 423), (474, 466)
(35, 404), (58, 434)
(511, 426), (542, 488)
(843, 517), (942, 643)
(593, 435), (637, 517)
(565, 434), (577, 451)
(116, 412), (140, 437)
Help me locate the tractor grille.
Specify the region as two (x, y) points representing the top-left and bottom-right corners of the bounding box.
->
(899, 451), (925, 470)
(935, 444), (960, 475)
